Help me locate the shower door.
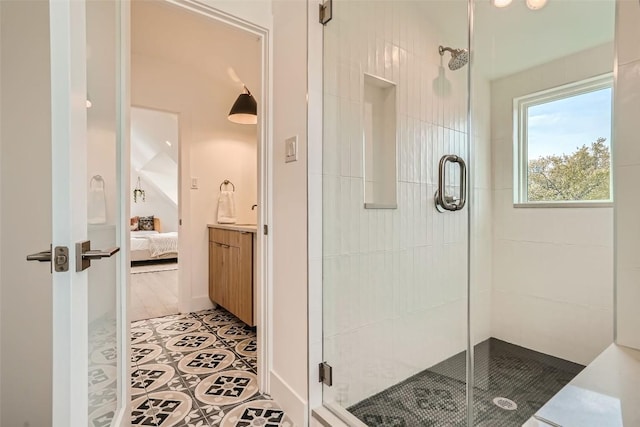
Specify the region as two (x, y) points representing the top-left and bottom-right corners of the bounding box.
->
(321, 0), (473, 425)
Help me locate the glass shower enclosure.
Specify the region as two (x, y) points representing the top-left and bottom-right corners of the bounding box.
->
(321, 0), (616, 425)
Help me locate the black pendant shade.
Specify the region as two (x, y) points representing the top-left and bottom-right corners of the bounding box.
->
(228, 87), (257, 124)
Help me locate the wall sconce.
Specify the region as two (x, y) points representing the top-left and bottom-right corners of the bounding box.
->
(228, 86), (257, 125)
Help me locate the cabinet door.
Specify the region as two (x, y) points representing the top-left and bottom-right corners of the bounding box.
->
(229, 233), (253, 325)
(209, 242), (227, 307)
(227, 245), (241, 319)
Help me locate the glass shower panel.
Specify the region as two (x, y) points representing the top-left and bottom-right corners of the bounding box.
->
(322, 0), (472, 424)
(470, 0), (616, 425)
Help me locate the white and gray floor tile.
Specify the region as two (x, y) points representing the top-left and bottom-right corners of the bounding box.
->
(131, 307), (292, 427)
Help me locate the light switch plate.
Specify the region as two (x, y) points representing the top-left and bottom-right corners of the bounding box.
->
(285, 136), (298, 163)
(191, 177), (198, 189)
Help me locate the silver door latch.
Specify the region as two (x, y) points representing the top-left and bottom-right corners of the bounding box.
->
(26, 245), (69, 273)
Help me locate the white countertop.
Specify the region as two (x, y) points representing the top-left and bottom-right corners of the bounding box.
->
(524, 344), (640, 427)
(208, 223), (258, 233)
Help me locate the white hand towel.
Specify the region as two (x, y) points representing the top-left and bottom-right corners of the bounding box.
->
(217, 190), (237, 224)
(88, 176), (107, 224)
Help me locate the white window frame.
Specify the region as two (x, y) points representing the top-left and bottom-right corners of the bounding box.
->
(513, 74), (614, 208)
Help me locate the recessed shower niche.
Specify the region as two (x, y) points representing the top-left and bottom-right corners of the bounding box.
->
(363, 73), (397, 209)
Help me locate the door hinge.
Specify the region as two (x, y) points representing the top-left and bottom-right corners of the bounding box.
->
(319, 362), (333, 386)
(319, 0), (332, 25)
(263, 224), (269, 235)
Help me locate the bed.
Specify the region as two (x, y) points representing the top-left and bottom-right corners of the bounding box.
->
(130, 217), (178, 262)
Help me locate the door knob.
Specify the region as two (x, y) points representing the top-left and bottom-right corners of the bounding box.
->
(76, 240), (120, 272)
(26, 251), (52, 262)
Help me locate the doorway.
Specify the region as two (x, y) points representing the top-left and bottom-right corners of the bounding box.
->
(129, 0), (272, 425)
(130, 107), (180, 321)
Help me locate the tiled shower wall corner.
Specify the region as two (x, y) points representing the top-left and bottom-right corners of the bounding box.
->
(614, 0), (640, 351)
(322, 0), (493, 407)
(490, 43), (615, 366)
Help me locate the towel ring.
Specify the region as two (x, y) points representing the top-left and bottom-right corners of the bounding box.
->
(90, 175), (105, 188)
(220, 180), (235, 192)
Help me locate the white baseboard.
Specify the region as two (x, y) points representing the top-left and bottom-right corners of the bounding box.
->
(113, 404), (130, 427)
(189, 296), (214, 313)
(270, 370), (308, 426)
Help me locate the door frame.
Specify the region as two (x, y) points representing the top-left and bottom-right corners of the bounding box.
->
(116, 1), (132, 425)
(158, 0), (273, 392)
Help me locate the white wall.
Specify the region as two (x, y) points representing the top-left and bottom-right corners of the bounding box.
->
(270, 1), (309, 424)
(0, 1), (53, 425)
(320, 0), (488, 407)
(490, 43), (615, 365)
(131, 1), (260, 311)
(614, 0), (640, 350)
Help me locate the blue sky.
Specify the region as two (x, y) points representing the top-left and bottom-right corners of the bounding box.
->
(527, 87), (612, 160)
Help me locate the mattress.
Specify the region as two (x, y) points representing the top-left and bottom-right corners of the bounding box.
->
(131, 230), (178, 261)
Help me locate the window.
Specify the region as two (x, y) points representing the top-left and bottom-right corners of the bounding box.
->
(514, 75), (613, 206)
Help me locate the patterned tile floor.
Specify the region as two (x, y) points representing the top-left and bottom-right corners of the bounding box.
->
(349, 338), (585, 427)
(129, 307), (293, 427)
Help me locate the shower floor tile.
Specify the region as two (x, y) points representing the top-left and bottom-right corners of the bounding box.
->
(129, 307), (293, 427)
(349, 338), (584, 427)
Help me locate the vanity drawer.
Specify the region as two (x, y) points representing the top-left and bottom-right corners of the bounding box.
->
(210, 228), (235, 246)
(209, 227), (252, 247)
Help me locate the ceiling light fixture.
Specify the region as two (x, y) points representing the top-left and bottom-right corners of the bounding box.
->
(525, 0), (548, 10)
(491, 0), (548, 9)
(228, 86), (257, 125)
(491, 0), (513, 7)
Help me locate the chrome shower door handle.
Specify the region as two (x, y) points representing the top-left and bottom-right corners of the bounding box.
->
(435, 154), (467, 212)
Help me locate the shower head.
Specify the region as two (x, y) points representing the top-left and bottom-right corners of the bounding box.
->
(439, 45), (469, 71)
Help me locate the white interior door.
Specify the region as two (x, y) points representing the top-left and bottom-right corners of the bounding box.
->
(0, 0), (127, 425)
(48, 1), (129, 426)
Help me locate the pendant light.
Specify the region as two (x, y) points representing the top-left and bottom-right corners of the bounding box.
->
(228, 86), (257, 125)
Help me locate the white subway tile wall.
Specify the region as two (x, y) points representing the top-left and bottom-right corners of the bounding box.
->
(321, 0), (494, 407)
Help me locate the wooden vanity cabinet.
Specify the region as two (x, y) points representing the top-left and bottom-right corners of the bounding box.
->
(208, 228), (254, 326)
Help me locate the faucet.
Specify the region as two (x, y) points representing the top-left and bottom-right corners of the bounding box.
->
(251, 204), (258, 211)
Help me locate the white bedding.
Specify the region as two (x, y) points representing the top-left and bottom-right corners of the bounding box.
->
(131, 231), (178, 258)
